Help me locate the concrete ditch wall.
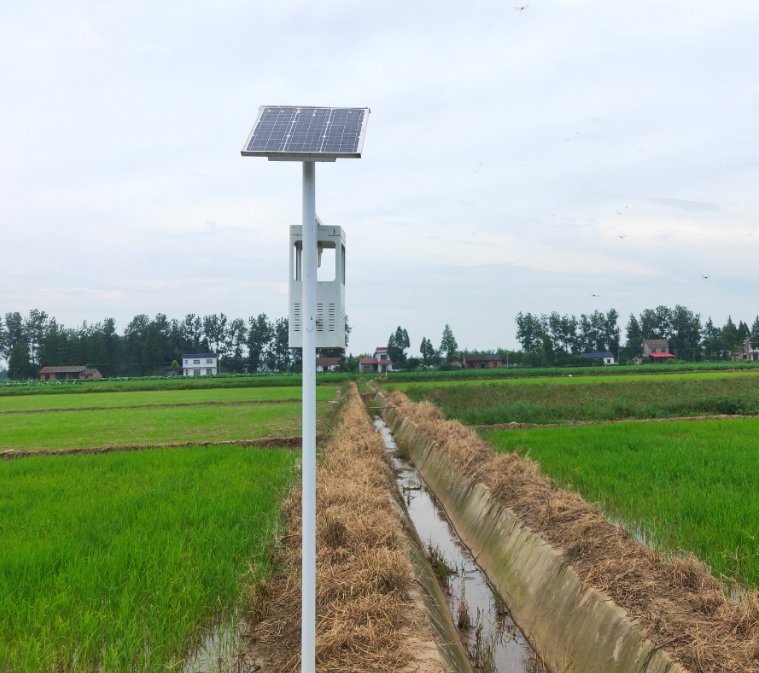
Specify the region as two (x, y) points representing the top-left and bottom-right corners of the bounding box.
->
(375, 390), (689, 673)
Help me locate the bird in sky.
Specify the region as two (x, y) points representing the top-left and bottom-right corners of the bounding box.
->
(514, 4), (529, 10)
(616, 211), (622, 215)
(617, 235), (627, 239)
(701, 274), (710, 279)
(589, 293), (601, 297)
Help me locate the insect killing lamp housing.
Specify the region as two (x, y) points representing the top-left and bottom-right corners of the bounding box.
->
(289, 218), (346, 349)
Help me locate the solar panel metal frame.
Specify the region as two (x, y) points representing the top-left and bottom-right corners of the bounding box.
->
(240, 106), (370, 162)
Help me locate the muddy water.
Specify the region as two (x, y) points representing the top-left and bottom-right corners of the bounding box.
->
(374, 417), (545, 673)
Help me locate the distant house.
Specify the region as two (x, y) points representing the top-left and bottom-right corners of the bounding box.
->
(359, 348), (400, 374)
(581, 352), (616, 366)
(374, 348), (399, 373)
(39, 366), (102, 381)
(182, 353), (218, 376)
(462, 353), (502, 369)
(634, 339), (674, 365)
(731, 337), (759, 362)
(316, 357), (341, 373)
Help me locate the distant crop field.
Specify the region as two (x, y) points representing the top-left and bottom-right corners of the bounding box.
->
(484, 418), (759, 586)
(0, 373), (350, 397)
(0, 384), (336, 412)
(382, 360), (759, 383)
(0, 446), (295, 672)
(396, 373), (759, 425)
(0, 402), (316, 450)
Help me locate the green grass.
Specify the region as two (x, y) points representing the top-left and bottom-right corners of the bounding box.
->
(484, 419), (759, 586)
(0, 402), (314, 450)
(397, 373), (759, 425)
(0, 385), (337, 412)
(0, 445), (297, 671)
(0, 373), (352, 397)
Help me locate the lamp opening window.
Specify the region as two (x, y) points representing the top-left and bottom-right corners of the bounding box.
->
(317, 246), (336, 282)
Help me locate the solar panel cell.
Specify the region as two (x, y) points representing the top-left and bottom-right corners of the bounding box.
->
(241, 106), (368, 160)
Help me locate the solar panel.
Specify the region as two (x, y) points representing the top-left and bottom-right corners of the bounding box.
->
(241, 106), (369, 161)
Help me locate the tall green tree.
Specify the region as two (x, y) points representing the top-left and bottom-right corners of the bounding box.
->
(9, 341), (34, 380)
(266, 318), (290, 371)
(625, 314), (643, 358)
(247, 314), (272, 373)
(420, 337), (436, 367)
(514, 313), (546, 353)
(722, 316), (739, 352)
(388, 326), (410, 365)
(141, 324), (163, 373)
(540, 333), (555, 366)
(440, 323), (459, 361)
(203, 314), (228, 357)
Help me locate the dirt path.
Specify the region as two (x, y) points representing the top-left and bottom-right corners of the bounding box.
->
(476, 412), (758, 432)
(0, 399), (305, 415)
(0, 435), (327, 460)
(384, 388), (759, 673)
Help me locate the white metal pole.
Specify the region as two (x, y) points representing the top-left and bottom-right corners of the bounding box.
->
(301, 160), (317, 673)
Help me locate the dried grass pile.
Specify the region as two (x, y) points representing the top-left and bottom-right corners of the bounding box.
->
(385, 389), (759, 673)
(244, 388), (440, 673)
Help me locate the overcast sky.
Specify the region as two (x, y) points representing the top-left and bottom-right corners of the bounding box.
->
(2, 0), (758, 355)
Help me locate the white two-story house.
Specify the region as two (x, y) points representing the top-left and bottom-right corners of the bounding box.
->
(182, 353), (219, 376)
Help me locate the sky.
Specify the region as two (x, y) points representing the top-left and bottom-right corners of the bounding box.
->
(2, 0), (758, 356)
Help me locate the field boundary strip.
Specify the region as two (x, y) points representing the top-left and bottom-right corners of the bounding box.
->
(476, 412), (759, 432)
(0, 435), (326, 460)
(0, 399), (306, 415)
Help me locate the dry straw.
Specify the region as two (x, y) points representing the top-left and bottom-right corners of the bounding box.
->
(386, 389), (759, 673)
(243, 387), (440, 672)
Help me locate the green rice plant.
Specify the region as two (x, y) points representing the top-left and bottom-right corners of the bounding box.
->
(0, 401), (318, 451)
(397, 373), (759, 425)
(0, 384), (337, 412)
(382, 360), (759, 384)
(484, 418), (759, 586)
(0, 372), (354, 398)
(0, 445), (297, 671)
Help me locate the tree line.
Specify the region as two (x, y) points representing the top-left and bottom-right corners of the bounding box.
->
(515, 306), (759, 365)
(0, 310), (352, 379)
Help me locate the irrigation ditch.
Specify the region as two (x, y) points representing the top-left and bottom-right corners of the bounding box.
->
(372, 387), (759, 673)
(373, 413), (545, 672)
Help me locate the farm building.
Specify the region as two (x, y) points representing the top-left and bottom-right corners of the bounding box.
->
(462, 353), (503, 369)
(359, 348), (400, 373)
(316, 357), (341, 372)
(731, 337), (759, 362)
(581, 352), (616, 365)
(633, 339), (674, 365)
(39, 366), (102, 381)
(182, 353), (218, 376)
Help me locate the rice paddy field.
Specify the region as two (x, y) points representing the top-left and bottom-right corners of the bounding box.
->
(0, 445), (296, 671)
(0, 382), (340, 671)
(483, 419), (759, 586)
(391, 371), (759, 424)
(0, 384), (337, 411)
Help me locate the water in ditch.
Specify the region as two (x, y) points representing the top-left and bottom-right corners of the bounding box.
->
(373, 417), (546, 673)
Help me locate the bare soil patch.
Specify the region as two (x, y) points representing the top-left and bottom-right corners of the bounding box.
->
(385, 389), (759, 673)
(241, 387), (447, 673)
(0, 435), (326, 460)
